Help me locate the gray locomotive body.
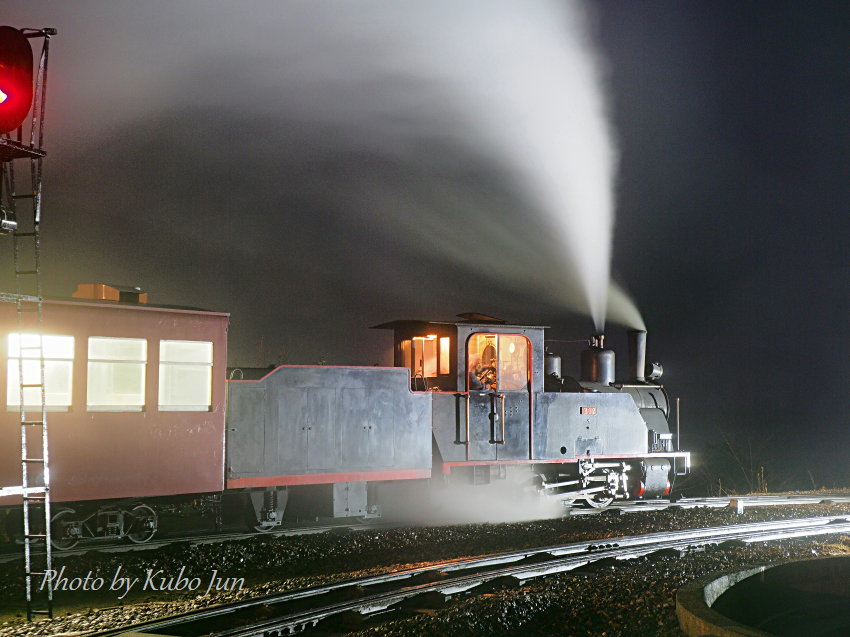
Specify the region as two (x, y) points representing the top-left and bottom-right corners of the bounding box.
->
(227, 317), (690, 519)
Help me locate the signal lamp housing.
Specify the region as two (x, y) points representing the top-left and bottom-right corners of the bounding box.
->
(0, 26), (34, 134)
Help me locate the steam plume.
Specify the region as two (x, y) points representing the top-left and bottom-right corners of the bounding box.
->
(232, 0), (620, 330)
(607, 280), (647, 331)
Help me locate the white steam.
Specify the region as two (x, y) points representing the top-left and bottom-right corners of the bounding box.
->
(44, 0), (634, 330)
(377, 479), (563, 526)
(242, 0), (620, 329)
(607, 280), (647, 331)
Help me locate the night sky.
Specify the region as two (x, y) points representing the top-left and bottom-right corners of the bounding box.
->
(3, 2), (848, 491)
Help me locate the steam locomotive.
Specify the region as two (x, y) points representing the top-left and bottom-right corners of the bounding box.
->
(0, 285), (689, 548)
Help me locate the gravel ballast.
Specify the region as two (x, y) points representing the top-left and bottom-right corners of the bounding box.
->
(2, 502), (850, 636)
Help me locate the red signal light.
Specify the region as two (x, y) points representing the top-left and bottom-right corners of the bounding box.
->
(0, 26), (34, 134)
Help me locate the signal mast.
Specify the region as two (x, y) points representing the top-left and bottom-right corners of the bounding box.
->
(0, 25), (57, 621)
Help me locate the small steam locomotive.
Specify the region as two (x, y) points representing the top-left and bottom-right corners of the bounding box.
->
(0, 286), (689, 548)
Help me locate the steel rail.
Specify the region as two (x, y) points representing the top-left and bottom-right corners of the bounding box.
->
(675, 494), (850, 507)
(0, 520), (397, 564)
(6, 494), (850, 562)
(221, 521), (850, 637)
(93, 514), (850, 637)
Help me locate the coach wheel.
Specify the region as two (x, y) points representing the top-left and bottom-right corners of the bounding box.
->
(126, 504), (157, 544)
(50, 508), (80, 550)
(581, 493), (614, 509)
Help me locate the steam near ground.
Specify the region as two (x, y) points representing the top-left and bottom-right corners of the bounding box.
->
(378, 475), (564, 526)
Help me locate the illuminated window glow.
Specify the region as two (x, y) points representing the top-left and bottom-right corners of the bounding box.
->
(87, 337), (146, 411)
(467, 333), (529, 392)
(414, 336), (437, 378)
(398, 334), (453, 390)
(7, 333), (74, 408)
(439, 337), (450, 375)
(159, 340), (213, 411)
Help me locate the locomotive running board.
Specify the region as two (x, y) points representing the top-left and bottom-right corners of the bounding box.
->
(440, 451), (691, 475)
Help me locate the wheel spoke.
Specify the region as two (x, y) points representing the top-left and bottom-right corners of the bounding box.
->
(126, 504), (157, 544)
(50, 508), (79, 550)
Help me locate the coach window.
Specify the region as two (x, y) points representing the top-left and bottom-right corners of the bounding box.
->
(158, 340), (213, 411)
(87, 337), (147, 411)
(7, 333), (74, 409)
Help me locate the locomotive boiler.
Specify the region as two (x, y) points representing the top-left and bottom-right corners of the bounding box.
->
(0, 285), (689, 548)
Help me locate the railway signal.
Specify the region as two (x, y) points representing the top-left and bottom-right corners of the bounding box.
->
(0, 26), (34, 134)
(0, 25), (55, 621)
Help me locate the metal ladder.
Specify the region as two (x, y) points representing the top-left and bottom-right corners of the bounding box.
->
(0, 27), (56, 622)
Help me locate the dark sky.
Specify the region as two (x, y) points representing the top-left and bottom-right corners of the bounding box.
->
(4, 2), (849, 488)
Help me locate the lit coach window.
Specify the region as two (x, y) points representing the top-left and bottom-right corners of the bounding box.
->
(158, 340), (213, 411)
(7, 333), (74, 409)
(87, 337), (146, 411)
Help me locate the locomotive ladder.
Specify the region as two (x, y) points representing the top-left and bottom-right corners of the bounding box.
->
(0, 28), (56, 622)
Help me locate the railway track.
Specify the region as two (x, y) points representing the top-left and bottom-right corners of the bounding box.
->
(89, 513), (850, 637)
(0, 519), (397, 564)
(3, 493), (848, 564)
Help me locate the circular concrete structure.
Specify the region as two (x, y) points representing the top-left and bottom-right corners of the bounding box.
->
(676, 556), (850, 636)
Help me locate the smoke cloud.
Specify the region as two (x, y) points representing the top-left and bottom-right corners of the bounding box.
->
(8, 0), (638, 361)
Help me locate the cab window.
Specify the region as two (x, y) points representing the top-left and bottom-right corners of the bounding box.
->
(467, 333), (529, 392)
(400, 335), (451, 390)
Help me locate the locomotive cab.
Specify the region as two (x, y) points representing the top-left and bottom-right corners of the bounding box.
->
(377, 316), (689, 504)
(376, 316), (546, 468)
(377, 315), (545, 396)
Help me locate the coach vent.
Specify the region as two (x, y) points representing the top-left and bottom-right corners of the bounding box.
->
(72, 283), (148, 304)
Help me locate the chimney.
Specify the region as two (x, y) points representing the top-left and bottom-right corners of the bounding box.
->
(628, 329), (647, 383)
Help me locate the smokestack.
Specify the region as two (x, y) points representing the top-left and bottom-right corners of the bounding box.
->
(628, 329), (647, 383)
